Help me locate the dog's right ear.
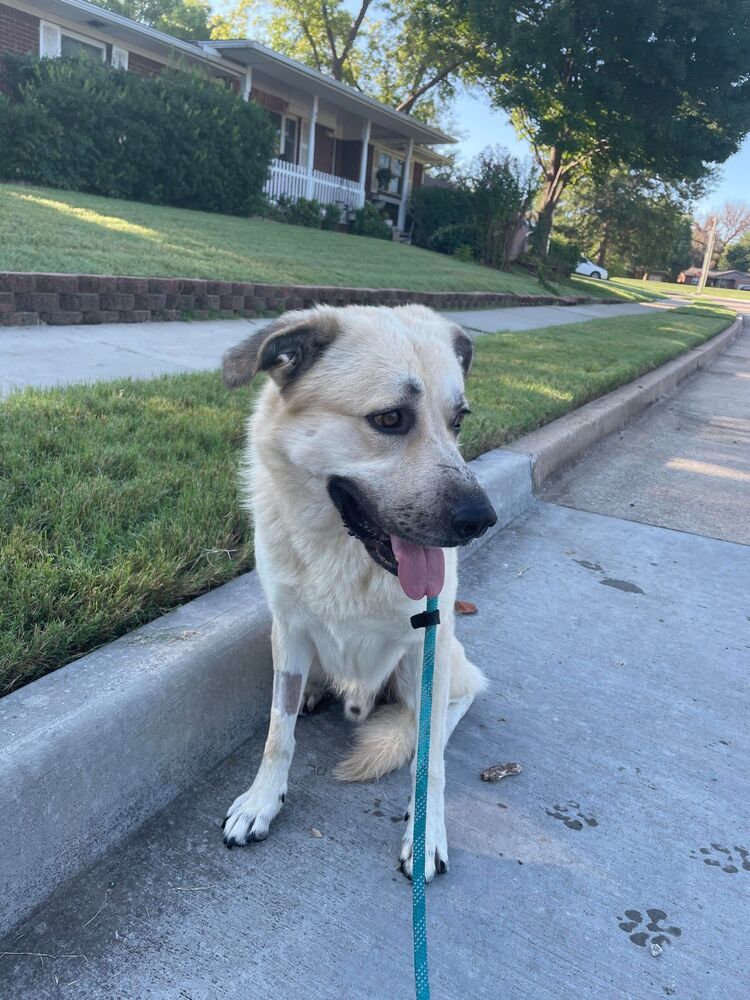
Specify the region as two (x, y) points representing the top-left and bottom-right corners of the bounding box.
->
(222, 310), (339, 389)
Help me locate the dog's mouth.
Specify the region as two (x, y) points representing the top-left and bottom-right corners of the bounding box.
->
(327, 477), (444, 600)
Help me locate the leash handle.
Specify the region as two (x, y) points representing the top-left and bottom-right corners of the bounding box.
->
(412, 595), (439, 1000)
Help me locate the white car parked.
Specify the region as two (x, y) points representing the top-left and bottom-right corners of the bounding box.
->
(575, 256), (609, 280)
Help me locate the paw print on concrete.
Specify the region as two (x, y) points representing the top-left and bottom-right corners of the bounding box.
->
(617, 909), (682, 951)
(691, 843), (749, 874)
(545, 801), (598, 831)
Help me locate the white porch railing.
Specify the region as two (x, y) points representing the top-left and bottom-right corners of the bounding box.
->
(264, 159), (365, 210)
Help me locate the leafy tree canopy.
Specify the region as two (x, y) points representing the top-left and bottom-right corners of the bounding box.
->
(211, 0), (474, 119)
(719, 236), (750, 273)
(557, 169), (694, 278)
(97, 0), (212, 40)
(462, 0), (750, 250)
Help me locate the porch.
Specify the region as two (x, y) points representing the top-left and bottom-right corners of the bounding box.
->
(264, 159), (366, 212)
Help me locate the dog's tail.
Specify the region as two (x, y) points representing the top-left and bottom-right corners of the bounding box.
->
(333, 703), (414, 782)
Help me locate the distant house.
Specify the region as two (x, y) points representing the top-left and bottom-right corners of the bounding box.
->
(677, 267), (750, 289)
(0, 0), (453, 231)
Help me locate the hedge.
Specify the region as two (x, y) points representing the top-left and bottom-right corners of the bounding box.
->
(0, 55), (275, 216)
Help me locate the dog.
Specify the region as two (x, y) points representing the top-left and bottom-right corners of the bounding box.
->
(220, 304), (496, 881)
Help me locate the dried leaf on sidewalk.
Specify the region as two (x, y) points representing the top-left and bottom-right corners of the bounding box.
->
(455, 599), (478, 615)
(310, 827), (323, 838)
(480, 762), (522, 783)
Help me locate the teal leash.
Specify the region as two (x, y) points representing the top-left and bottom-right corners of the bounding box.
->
(411, 595), (439, 1000)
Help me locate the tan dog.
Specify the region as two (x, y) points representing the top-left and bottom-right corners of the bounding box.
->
(221, 305), (496, 880)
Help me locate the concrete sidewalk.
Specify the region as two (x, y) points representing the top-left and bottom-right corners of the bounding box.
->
(543, 316), (750, 544)
(0, 298), (674, 397)
(1, 503), (747, 999)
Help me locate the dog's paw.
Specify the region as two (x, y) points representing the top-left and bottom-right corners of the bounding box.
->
(222, 781), (285, 848)
(299, 679), (326, 715)
(399, 807), (449, 883)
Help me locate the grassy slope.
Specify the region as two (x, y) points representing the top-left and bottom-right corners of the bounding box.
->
(0, 302), (733, 694)
(611, 276), (750, 303)
(0, 183), (645, 300)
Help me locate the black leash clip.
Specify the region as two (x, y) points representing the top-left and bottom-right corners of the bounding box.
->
(410, 608), (441, 630)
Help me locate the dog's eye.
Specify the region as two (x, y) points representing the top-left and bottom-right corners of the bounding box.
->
(452, 409), (470, 434)
(367, 409), (412, 435)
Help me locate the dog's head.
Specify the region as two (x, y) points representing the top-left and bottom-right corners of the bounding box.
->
(223, 305), (496, 598)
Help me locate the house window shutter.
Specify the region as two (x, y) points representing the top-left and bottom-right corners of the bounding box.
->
(111, 46), (129, 70)
(39, 21), (62, 58)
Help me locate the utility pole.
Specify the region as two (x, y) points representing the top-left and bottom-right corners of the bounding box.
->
(697, 217), (717, 295)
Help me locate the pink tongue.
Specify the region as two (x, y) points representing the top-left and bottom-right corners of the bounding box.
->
(390, 536), (445, 601)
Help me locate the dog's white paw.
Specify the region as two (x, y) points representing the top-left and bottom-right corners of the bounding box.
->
(399, 802), (449, 882)
(222, 778), (285, 848)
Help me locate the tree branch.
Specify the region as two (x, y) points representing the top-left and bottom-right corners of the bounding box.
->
(396, 61), (460, 113)
(321, 2), (340, 65)
(338, 0), (373, 67)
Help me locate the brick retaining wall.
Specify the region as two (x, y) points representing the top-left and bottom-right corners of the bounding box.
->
(0, 271), (602, 327)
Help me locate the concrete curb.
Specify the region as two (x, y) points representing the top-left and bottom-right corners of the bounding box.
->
(0, 448), (533, 937)
(507, 315), (743, 489)
(1, 314), (738, 936)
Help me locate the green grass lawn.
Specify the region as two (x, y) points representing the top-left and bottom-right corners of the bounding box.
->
(610, 276), (750, 303)
(0, 182), (644, 301)
(0, 302), (733, 695)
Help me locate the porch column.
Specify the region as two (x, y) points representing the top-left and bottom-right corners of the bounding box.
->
(358, 119), (371, 206)
(305, 94), (319, 199)
(241, 67), (252, 101)
(397, 137), (414, 232)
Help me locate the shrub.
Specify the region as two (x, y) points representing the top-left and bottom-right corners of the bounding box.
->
(0, 54), (275, 215)
(453, 244), (476, 263)
(286, 197), (323, 227)
(471, 150), (538, 270)
(525, 237), (582, 283)
(410, 185), (475, 248)
(350, 202), (391, 240)
(428, 223), (481, 258)
(321, 202), (342, 230)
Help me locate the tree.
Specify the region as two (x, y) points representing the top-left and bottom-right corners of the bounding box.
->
(557, 169), (693, 277)
(211, 0), (472, 119)
(97, 0), (212, 40)
(719, 235), (750, 273)
(693, 200), (750, 263)
(463, 1), (750, 254)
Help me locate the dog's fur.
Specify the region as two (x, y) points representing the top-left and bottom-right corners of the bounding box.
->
(221, 304), (496, 881)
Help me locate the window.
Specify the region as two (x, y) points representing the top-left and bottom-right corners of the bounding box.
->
(268, 112), (299, 164)
(40, 21), (106, 63)
(375, 151), (405, 194)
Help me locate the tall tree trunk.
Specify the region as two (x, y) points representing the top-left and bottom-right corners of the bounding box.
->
(534, 146), (567, 256)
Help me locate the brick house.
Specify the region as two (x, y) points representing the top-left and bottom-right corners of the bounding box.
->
(0, 0), (453, 233)
(677, 267), (750, 289)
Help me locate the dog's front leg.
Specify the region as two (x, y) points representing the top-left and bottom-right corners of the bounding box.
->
(223, 620), (313, 847)
(400, 627), (452, 882)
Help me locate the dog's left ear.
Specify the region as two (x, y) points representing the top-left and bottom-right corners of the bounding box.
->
(222, 310), (339, 389)
(450, 325), (474, 377)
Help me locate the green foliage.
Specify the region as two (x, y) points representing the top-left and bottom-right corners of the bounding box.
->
(350, 202), (392, 240)
(453, 244), (476, 263)
(410, 184), (474, 248)
(719, 237), (750, 273)
(321, 202), (342, 230)
(428, 223), (480, 258)
(471, 150), (538, 269)
(286, 196), (323, 227)
(465, 0), (750, 248)
(215, 0), (472, 119)
(95, 0), (212, 40)
(557, 169), (693, 278)
(0, 55), (274, 215)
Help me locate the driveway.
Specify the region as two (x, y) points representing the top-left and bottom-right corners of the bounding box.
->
(0, 299), (676, 397)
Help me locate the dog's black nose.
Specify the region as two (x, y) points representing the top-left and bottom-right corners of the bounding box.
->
(451, 495), (498, 542)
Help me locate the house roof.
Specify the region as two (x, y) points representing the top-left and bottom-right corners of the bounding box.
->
(28, 0), (242, 77)
(198, 40), (455, 148)
(681, 267), (750, 280)
(23, 0), (454, 148)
